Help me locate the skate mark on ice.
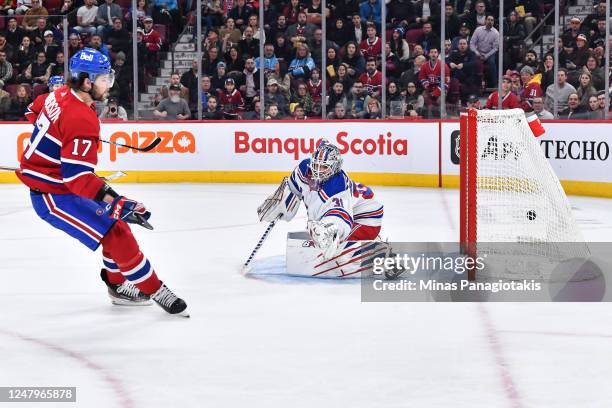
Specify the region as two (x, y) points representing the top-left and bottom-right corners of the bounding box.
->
(477, 304), (524, 408)
(0, 328), (135, 408)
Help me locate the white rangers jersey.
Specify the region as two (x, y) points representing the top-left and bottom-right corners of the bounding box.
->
(289, 158), (384, 241)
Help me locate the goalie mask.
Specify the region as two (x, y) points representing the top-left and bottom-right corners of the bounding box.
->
(310, 141), (342, 188)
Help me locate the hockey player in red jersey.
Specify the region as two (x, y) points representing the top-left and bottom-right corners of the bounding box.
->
(18, 48), (188, 316)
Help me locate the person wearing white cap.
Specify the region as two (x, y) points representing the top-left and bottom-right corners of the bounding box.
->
(141, 16), (162, 72)
(562, 16), (583, 50)
(265, 78), (289, 115)
(567, 33), (590, 70)
(36, 30), (58, 62)
(75, 0), (99, 36)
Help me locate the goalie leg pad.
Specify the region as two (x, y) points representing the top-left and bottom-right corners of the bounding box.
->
(286, 232), (391, 278)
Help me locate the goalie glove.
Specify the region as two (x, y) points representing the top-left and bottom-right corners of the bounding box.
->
(308, 220), (341, 260)
(257, 177), (301, 222)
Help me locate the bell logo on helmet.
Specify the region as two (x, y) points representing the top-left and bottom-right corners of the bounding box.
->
(80, 53), (94, 61)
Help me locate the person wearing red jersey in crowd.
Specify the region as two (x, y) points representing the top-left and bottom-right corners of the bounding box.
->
(359, 23), (381, 60)
(17, 48), (188, 316)
(486, 75), (521, 110)
(519, 65), (542, 111)
(283, 0), (302, 26)
(142, 17), (162, 51)
(358, 58), (383, 98)
(138, 16), (162, 72)
(508, 70), (522, 95)
(218, 77), (245, 116)
(306, 67), (322, 105)
(419, 46), (450, 105)
(141, 16), (162, 70)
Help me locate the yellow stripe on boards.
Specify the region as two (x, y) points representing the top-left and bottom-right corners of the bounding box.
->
(95, 171), (441, 187)
(0, 172), (19, 183)
(0, 171), (439, 187)
(3, 171), (611, 197)
(557, 180), (612, 198)
(441, 175), (612, 198)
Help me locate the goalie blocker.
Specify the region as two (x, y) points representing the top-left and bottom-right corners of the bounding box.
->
(257, 141), (386, 277)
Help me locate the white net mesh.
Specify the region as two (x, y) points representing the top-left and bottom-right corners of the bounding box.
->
(471, 109), (591, 281)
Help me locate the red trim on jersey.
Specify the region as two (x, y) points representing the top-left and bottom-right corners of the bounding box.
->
(347, 224), (380, 240)
(42, 193), (103, 241)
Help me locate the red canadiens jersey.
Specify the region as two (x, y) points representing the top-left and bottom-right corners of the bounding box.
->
(521, 82), (543, 111)
(143, 29), (162, 52)
(17, 85), (105, 199)
(358, 70), (383, 95)
(360, 37), (382, 60)
(418, 59), (450, 89)
(218, 89), (245, 114)
(485, 90), (522, 110)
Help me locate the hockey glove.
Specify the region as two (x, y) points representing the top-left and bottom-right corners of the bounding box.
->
(258, 177), (300, 222)
(105, 196), (153, 230)
(308, 220), (341, 260)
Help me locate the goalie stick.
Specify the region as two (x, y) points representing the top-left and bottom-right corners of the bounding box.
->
(242, 215), (281, 272)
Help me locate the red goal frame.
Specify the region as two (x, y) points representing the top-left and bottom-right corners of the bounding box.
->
(459, 109), (478, 281)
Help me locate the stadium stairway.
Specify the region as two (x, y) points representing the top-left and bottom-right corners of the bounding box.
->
(137, 31), (195, 118)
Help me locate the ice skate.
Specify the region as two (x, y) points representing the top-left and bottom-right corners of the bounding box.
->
(151, 282), (189, 317)
(100, 269), (152, 306)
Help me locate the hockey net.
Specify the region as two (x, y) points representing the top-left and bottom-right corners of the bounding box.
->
(459, 108), (591, 281)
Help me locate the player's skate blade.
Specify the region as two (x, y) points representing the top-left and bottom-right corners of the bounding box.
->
(151, 283), (189, 317)
(100, 269), (152, 306)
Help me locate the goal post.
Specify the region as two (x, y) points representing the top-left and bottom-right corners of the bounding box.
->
(459, 108), (590, 281)
(459, 110), (478, 280)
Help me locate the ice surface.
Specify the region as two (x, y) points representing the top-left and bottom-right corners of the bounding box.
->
(0, 184), (611, 408)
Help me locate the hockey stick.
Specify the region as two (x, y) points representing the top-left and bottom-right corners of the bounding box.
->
(101, 171), (128, 182)
(242, 215), (281, 272)
(101, 137), (161, 152)
(0, 136), (160, 157)
(0, 166), (128, 182)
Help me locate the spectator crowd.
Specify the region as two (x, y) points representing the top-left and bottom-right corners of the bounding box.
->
(0, 0), (174, 119)
(0, 0), (611, 120)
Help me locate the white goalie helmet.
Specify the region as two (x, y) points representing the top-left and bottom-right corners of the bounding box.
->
(310, 140), (343, 185)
